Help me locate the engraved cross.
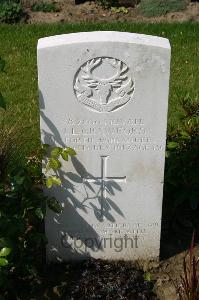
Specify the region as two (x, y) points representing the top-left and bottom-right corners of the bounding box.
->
(83, 156), (126, 218)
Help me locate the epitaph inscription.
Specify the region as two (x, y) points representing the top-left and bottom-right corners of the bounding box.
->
(74, 57), (134, 112)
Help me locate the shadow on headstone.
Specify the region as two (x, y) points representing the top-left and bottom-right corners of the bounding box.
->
(40, 94), (126, 260)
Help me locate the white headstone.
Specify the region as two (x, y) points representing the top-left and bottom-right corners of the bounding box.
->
(37, 31), (171, 261)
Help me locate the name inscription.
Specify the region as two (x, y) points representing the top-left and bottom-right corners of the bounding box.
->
(64, 117), (163, 152)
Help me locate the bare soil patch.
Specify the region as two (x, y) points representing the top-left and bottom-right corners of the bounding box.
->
(25, 1), (199, 24)
(13, 245), (199, 299)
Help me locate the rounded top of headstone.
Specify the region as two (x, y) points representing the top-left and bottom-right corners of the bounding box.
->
(37, 31), (170, 50)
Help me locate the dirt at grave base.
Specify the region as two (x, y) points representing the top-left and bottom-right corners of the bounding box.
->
(45, 246), (199, 300)
(136, 245), (199, 300)
(12, 245), (199, 299)
(25, 1), (199, 24)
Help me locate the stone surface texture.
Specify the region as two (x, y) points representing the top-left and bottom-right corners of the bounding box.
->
(37, 31), (171, 261)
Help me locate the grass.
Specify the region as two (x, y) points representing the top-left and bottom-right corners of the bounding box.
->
(0, 22), (198, 162)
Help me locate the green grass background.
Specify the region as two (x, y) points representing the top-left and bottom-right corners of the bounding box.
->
(0, 23), (198, 160)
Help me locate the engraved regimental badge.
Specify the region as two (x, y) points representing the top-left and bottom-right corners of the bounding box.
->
(74, 57), (134, 113)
